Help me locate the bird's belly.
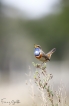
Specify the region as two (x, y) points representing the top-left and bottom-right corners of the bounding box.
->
(39, 57), (46, 62)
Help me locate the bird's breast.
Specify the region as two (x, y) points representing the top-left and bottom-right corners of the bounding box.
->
(35, 53), (46, 62)
(35, 53), (42, 59)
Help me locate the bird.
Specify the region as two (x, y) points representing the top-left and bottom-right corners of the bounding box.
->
(34, 44), (56, 63)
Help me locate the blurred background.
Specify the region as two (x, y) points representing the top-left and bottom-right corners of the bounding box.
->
(0, 0), (69, 105)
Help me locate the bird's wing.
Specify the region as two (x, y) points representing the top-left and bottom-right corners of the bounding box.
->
(46, 48), (56, 59)
(40, 49), (50, 60)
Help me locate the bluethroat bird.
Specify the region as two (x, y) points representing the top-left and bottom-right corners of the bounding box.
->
(34, 44), (56, 63)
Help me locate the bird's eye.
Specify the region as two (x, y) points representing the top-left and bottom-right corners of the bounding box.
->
(38, 46), (41, 48)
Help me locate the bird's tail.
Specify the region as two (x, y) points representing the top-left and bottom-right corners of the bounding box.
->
(46, 48), (56, 60)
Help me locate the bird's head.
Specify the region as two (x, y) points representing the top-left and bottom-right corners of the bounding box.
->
(34, 44), (41, 49)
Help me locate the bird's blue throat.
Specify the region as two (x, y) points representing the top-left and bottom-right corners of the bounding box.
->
(34, 48), (40, 56)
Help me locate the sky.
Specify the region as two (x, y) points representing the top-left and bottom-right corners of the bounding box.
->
(2, 0), (60, 19)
